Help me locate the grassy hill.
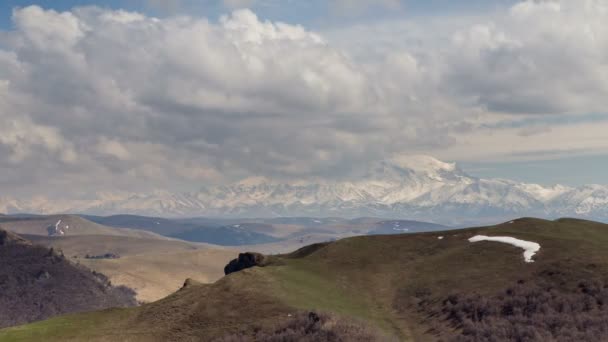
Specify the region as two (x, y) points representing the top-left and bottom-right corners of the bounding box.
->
(3, 218), (608, 341)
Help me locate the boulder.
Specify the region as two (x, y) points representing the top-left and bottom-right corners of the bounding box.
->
(181, 278), (202, 289)
(224, 252), (267, 275)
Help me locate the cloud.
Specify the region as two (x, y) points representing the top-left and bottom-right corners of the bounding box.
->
(0, 1), (607, 198)
(96, 138), (131, 160)
(145, 0), (257, 12)
(446, 1), (608, 115)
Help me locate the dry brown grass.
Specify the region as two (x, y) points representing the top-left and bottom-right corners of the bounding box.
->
(80, 249), (235, 302)
(21, 231), (234, 302)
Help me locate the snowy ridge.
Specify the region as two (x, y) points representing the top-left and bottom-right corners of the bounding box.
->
(1, 156), (608, 225)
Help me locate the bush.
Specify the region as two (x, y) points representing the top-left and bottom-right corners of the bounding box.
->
(0, 232), (137, 328)
(438, 276), (608, 341)
(216, 311), (397, 341)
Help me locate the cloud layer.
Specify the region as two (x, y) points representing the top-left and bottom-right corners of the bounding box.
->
(1, 1), (608, 198)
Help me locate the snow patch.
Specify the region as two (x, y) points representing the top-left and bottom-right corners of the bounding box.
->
(468, 235), (540, 263)
(438, 236), (444, 240)
(55, 221), (64, 236)
(48, 219), (67, 236)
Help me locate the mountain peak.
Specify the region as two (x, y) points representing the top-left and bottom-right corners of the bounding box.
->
(364, 155), (465, 182)
(236, 176), (273, 187)
(389, 155), (457, 173)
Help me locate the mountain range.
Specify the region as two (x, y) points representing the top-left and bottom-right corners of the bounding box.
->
(1, 156), (607, 225)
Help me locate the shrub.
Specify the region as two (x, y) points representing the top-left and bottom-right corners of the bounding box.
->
(216, 311), (397, 341)
(438, 275), (608, 341)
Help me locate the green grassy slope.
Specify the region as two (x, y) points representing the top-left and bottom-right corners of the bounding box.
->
(3, 217), (608, 341)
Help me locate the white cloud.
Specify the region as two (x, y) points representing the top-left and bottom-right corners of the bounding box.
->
(96, 138), (131, 160)
(12, 6), (87, 49)
(0, 119), (76, 163)
(0, 1), (607, 198)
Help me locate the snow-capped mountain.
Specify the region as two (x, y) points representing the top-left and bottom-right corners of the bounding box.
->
(1, 156), (607, 225)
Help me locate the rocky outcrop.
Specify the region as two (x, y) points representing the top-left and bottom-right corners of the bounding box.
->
(0, 228), (28, 246)
(224, 252), (267, 275)
(181, 278), (202, 290)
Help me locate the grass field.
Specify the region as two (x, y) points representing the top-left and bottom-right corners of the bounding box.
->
(3, 217), (608, 341)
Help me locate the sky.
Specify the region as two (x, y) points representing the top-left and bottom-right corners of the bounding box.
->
(0, 0), (607, 200)
(0, 1), (520, 29)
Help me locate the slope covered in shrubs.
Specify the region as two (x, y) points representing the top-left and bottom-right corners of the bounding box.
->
(435, 269), (608, 341)
(217, 311), (397, 341)
(0, 227), (137, 328)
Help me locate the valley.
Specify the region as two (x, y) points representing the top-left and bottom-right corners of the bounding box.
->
(0, 214), (448, 303)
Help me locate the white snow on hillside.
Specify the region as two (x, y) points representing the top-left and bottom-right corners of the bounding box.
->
(47, 219), (69, 236)
(468, 235), (541, 263)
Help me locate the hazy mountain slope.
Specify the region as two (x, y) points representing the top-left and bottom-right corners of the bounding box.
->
(0, 215), (171, 239)
(0, 227), (137, 329)
(367, 219), (448, 235)
(80, 215), (451, 246)
(83, 215), (296, 240)
(168, 225), (281, 246)
(3, 156), (607, 225)
(81, 214), (198, 236)
(5, 218), (608, 341)
(24, 235), (206, 258)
